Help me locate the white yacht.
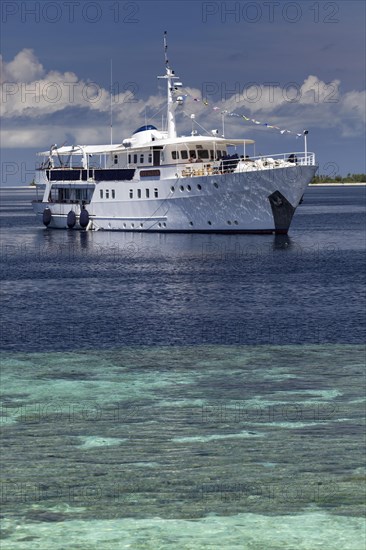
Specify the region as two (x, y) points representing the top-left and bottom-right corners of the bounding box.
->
(32, 36), (317, 234)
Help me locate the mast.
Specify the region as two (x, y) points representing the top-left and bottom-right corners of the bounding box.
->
(157, 31), (179, 139)
(110, 59), (113, 145)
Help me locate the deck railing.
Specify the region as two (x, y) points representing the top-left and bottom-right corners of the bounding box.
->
(181, 152), (316, 177)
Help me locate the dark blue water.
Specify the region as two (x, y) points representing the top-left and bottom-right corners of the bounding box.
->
(1, 186), (365, 352)
(0, 186), (365, 549)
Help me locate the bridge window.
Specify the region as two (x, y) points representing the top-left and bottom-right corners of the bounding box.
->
(75, 189), (83, 201)
(100, 189), (103, 199)
(181, 150), (188, 160)
(140, 154), (144, 164)
(137, 189), (141, 198)
(189, 150), (196, 159)
(128, 154), (131, 163)
(58, 188), (70, 201)
(112, 189), (115, 199)
(154, 188), (158, 198)
(106, 189), (109, 199)
(198, 150), (209, 159)
(129, 189), (133, 198)
(114, 155), (118, 165)
(172, 151), (179, 160)
(133, 154), (137, 164)
(146, 189), (150, 198)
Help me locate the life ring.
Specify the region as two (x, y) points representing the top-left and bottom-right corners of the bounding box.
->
(67, 210), (76, 228)
(42, 208), (52, 227)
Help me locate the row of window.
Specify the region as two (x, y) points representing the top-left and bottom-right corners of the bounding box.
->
(50, 188), (90, 202)
(118, 149), (228, 165)
(100, 189), (116, 199)
(120, 221), (239, 229)
(128, 153), (153, 165)
(188, 220), (239, 226)
(170, 182), (219, 192)
(172, 149), (226, 161)
(100, 183), (221, 199)
(130, 188), (159, 199)
(100, 188), (159, 199)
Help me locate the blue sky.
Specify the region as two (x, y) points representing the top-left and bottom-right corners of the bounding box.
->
(1, 0), (365, 185)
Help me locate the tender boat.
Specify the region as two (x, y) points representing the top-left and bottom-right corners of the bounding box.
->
(32, 35), (318, 234)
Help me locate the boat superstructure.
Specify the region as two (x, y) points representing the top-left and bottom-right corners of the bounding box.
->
(32, 35), (317, 233)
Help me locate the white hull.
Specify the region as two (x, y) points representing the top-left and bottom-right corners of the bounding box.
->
(32, 164), (316, 234)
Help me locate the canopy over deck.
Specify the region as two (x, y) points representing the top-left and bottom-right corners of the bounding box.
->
(38, 136), (255, 156)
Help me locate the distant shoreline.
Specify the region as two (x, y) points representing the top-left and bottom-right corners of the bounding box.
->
(309, 183), (366, 186)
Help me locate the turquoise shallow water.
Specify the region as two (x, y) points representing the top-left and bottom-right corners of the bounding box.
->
(1, 344), (365, 548)
(1, 512), (365, 549)
(1, 187), (365, 548)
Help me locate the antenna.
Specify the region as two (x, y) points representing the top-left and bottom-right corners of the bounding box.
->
(303, 130), (308, 163)
(164, 30), (169, 69)
(110, 59), (113, 145)
(158, 31), (178, 138)
(221, 110), (227, 137)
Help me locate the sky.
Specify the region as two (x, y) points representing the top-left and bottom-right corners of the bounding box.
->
(1, 0), (365, 185)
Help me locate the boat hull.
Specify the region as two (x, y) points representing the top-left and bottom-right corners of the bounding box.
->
(32, 164), (317, 233)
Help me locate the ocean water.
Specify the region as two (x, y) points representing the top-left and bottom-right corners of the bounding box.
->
(0, 185), (365, 549)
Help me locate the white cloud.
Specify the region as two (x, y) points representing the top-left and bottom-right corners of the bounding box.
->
(1, 49), (365, 147)
(0, 49), (135, 119)
(0, 49), (44, 83)
(184, 77), (365, 138)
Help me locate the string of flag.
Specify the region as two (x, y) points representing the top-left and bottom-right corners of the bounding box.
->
(177, 89), (303, 137)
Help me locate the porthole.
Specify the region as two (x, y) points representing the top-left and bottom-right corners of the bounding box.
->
(123, 223), (126, 228)
(197, 184), (202, 190)
(163, 222), (166, 227)
(208, 221), (212, 225)
(189, 222), (193, 226)
(213, 182), (219, 188)
(187, 185), (191, 191)
(170, 186), (175, 192)
(140, 223), (143, 228)
(234, 220), (239, 225)
(131, 223), (135, 228)
(158, 222), (162, 227)
(227, 221), (232, 225)
(179, 185), (184, 192)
